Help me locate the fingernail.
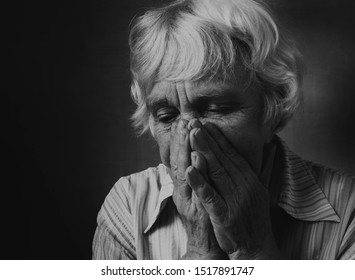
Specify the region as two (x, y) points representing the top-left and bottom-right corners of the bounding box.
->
(188, 119), (202, 130)
(191, 151), (198, 165)
(194, 128), (201, 138)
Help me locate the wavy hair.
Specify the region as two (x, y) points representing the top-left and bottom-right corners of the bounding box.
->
(129, 0), (303, 134)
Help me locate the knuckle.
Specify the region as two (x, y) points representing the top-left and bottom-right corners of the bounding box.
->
(204, 193), (219, 206)
(210, 167), (225, 178)
(170, 162), (178, 173)
(176, 170), (186, 182)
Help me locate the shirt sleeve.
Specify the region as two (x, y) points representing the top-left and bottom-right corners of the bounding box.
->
(92, 177), (136, 260)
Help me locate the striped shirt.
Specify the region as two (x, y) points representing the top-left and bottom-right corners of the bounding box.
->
(92, 136), (355, 259)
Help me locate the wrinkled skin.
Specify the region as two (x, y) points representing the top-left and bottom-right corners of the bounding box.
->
(148, 80), (280, 259)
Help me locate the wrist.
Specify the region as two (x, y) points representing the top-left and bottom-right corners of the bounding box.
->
(228, 249), (280, 260)
(183, 228), (227, 259)
(227, 240), (281, 260)
(182, 248), (228, 260)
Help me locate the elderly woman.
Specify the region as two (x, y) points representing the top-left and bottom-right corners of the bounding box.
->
(93, 0), (355, 259)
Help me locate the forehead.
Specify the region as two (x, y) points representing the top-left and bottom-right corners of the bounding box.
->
(147, 80), (245, 106)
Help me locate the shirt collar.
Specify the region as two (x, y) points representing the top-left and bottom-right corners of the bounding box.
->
(144, 136), (340, 233)
(273, 136), (340, 222)
(143, 165), (174, 234)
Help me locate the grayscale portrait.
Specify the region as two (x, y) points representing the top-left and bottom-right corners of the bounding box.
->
(7, 0), (355, 260)
(91, 0), (355, 260)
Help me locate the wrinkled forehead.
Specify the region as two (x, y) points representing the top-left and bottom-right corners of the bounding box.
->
(146, 79), (250, 108)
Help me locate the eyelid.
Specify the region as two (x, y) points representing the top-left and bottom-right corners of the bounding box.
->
(208, 103), (233, 108)
(154, 106), (178, 115)
(154, 107), (179, 123)
(206, 103), (238, 112)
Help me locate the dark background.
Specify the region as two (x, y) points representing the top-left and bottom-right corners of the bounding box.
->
(4, 0), (355, 259)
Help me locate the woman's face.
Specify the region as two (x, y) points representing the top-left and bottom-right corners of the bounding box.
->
(147, 80), (273, 175)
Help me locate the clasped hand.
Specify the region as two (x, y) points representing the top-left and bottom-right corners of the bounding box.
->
(169, 119), (280, 259)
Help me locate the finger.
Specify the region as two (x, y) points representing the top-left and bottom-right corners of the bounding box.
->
(189, 119), (250, 196)
(190, 151), (209, 205)
(190, 127), (234, 198)
(203, 122), (265, 196)
(191, 151), (208, 180)
(186, 166), (226, 221)
(169, 121), (179, 179)
(259, 142), (277, 188)
(203, 122), (251, 173)
(189, 119), (239, 175)
(170, 120), (187, 170)
(190, 121), (243, 178)
(176, 119), (191, 199)
(188, 118), (202, 130)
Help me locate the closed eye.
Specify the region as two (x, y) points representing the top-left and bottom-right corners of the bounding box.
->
(154, 107), (179, 123)
(204, 103), (239, 115)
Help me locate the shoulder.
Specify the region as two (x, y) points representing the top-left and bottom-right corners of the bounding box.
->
(97, 164), (170, 228)
(110, 163), (170, 202)
(307, 161), (355, 196)
(94, 166), (169, 260)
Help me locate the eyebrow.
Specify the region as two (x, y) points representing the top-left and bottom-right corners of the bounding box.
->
(147, 87), (241, 110)
(148, 99), (171, 113)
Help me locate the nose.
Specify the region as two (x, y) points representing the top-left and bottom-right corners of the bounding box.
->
(180, 111), (199, 122)
(173, 115), (202, 131)
(178, 113), (204, 131)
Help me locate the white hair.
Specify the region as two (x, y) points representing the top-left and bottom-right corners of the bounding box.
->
(129, 0), (303, 134)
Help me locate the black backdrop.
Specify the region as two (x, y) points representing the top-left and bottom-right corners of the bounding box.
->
(4, 0), (355, 259)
